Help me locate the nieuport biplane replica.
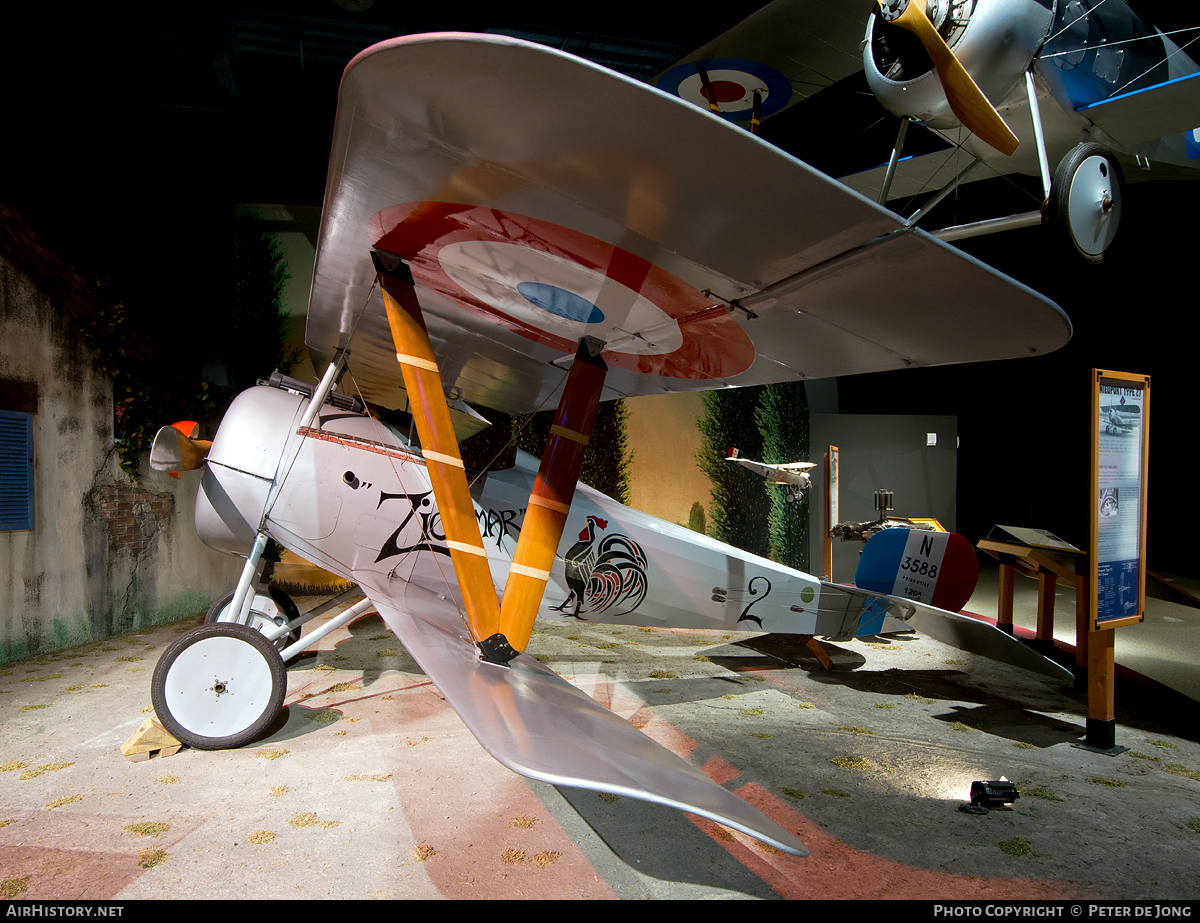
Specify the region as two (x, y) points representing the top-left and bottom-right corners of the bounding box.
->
(147, 29), (1078, 857)
(656, 0), (1200, 263)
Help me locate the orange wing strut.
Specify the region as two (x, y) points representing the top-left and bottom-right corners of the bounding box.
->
(375, 253), (503, 648)
(498, 338), (607, 656)
(374, 252), (608, 665)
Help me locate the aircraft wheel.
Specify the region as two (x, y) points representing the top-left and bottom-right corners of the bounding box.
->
(206, 587), (300, 649)
(1050, 143), (1123, 265)
(151, 623), (287, 750)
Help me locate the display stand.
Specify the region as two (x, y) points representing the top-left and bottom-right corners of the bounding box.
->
(976, 525), (1085, 666)
(1079, 369), (1149, 754)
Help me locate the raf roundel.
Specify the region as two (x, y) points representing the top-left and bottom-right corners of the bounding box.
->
(369, 203), (755, 380)
(656, 58), (792, 122)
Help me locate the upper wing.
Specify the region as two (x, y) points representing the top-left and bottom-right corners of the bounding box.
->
(306, 33), (1070, 418)
(355, 572), (807, 856)
(650, 0), (869, 122)
(647, 2), (1024, 210)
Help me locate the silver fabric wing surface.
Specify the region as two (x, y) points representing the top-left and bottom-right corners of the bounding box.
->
(358, 575), (808, 856)
(306, 32), (1070, 417)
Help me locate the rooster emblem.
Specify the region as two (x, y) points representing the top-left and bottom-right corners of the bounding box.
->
(551, 515), (648, 619)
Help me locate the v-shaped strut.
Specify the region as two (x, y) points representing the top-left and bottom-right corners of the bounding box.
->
(374, 251), (607, 664)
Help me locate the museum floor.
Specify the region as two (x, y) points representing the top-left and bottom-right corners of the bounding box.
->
(1, 566), (1198, 901)
(964, 565), (1200, 706)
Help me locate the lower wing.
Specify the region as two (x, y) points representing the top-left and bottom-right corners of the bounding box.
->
(355, 572), (808, 856)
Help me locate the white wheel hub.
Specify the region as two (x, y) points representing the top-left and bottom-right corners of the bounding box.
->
(163, 635), (277, 738)
(1067, 154), (1121, 256)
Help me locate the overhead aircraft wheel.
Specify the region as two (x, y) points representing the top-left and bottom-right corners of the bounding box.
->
(1050, 143), (1123, 265)
(206, 586), (301, 649)
(151, 623), (287, 750)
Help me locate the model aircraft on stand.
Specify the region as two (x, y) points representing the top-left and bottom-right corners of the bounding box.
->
(146, 31), (1078, 858)
(726, 447), (816, 502)
(655, 0), (1200, 264)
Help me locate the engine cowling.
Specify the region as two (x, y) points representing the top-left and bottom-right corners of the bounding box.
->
(864, 0), (1053, 130)
(195, 386), (307, 556)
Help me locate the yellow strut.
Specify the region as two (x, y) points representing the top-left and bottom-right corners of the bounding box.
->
(374, 252), (608, 664)
(376, 256), (503, 648)
(499, 338), (607, 654)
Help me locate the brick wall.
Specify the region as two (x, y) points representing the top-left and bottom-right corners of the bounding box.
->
(87, 484), (175, 555)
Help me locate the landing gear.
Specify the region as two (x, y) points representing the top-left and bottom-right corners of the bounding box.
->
(206, 586), (301, 650)
(151, 623), (286, 750)
(1050, 143), (1123, 265)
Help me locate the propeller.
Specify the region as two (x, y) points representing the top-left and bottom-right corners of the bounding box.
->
(878, 0), (1018, 156)
(149, 421), (212, 479)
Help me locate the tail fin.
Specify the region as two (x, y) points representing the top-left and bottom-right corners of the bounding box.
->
(854, 528), (978, 613)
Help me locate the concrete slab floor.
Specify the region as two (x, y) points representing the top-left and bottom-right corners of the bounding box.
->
(1, 584), (1198, 900)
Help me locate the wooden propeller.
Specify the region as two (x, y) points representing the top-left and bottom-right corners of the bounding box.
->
(149, 421), (212, 479)
(880, 0), (1018, 156)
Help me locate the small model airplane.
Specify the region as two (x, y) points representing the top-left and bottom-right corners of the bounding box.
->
(146, 33), (1074, 859)
(726, 447), (815, 502)
(654, 0), (1200, 264)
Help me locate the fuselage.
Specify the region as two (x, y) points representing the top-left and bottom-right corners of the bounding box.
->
(195, 384), (902, 639)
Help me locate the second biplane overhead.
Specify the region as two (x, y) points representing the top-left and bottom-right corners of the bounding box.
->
(655, 0), (1200, 263)
(150, 30), (1074, 859)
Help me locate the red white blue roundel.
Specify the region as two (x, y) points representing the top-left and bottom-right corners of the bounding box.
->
(370, 202), (755, 380)
(657, 58), (792, 123)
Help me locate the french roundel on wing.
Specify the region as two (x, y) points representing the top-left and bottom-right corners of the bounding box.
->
(656, 58), (792, 122)
(369, 202), (755, 380)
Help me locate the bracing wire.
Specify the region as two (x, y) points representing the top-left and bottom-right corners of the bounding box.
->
(263, 274), (380, 524)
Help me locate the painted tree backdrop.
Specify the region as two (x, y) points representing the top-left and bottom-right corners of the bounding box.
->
(697, 381), (810, 571)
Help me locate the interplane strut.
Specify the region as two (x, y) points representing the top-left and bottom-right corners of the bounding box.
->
(374, 250), (608, 664)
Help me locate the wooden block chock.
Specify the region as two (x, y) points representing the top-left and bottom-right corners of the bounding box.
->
(120, 717), (182, 762)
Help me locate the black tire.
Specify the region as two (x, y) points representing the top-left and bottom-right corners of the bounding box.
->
(1050, 142), (1123, 265)
(151, 622), (287, 750)
(206, 587), (301, 649)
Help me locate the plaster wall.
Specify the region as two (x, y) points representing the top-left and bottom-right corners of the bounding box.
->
(0, 251), (241, 664)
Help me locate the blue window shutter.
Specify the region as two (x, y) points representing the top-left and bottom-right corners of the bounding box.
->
(0, 410), (33, 531)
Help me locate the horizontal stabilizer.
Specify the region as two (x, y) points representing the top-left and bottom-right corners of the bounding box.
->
(816, 582), (914, 640)
(359, 577), (807, 856)
(906, 606), (1073, 684)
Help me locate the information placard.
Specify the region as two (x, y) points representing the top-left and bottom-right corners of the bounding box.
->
(1090, 370), (1149, 629)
